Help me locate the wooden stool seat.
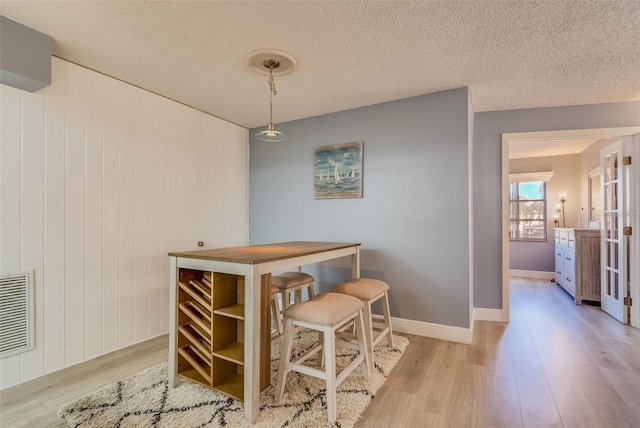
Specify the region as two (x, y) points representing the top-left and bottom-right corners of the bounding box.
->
(271, 271), (314, 289)
(332, 278), (394, 363)
(284, 291), (364, 325)
(275, 292), (371, 424)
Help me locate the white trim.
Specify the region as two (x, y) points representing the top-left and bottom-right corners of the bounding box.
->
(468, 92), (475, 344)
(373, 314), (472, 344)
(501, 126), (640, 326)
(509, 171), (554, 183)
(473, 308), (503, 322)
(501, 133), (510, 322)
(509, 269), (554, 280)
(588, 166), (601, 178)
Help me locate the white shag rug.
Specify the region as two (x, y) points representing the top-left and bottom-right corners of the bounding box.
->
(59, 332), (409, 427)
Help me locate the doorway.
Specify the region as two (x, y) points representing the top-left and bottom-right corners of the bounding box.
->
(500, 127), (640, 325)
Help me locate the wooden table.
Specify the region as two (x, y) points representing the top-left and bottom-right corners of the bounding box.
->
(168, 241), (361, 423)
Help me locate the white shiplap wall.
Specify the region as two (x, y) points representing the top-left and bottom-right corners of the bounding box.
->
(0, 58), (249, 389)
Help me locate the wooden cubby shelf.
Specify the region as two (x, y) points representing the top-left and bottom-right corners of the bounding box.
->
(212, 372), (244, 402)
(213, 303), (245, 320)
(179, 302), (211, 328)
(213, 342), (245, 365)
(178, 325), (211, 356)
(175, 268), (246, 401)
(179, 282), (211, 309)
(178, 346), (211, 383)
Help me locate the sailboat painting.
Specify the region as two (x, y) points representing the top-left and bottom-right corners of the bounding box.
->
(313, 141), (363, 199)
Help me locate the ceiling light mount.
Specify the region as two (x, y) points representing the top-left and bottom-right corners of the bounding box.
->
(247, 49), (297, 76)
(249, 49), (296, 142)
(262, 59), (280, 70)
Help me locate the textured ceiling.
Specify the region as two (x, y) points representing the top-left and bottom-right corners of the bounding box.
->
(1, 1), (639, 129)
(509, 138), (600, 159)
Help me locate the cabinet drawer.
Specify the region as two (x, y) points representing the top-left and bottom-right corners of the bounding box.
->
(555, 265), (563, 286)
(563, 267), (576, 297)
(563, 247), (576, 271)
(567, 231), (575, 248)
(558, 230), (569, 245)
(554, 230), (560, 244)
(555, 244), (564, 265)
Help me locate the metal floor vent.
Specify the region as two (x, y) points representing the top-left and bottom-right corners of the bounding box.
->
(0, 271), (34, 358)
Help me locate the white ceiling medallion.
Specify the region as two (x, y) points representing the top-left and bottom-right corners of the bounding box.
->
(246, 49), (297, 76)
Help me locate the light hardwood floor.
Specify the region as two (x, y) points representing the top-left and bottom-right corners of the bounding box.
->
(358, 277), (640, 428)
(2, 277), (640, 427)
(0, 335), (169, 427)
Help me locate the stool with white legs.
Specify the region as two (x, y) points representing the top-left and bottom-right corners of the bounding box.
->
(331, 278), (394, 363)
(275, 292), (371, 424)
(271, 271), (315, 313)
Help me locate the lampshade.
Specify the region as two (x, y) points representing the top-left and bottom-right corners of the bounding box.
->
(255, 123), (287, 142)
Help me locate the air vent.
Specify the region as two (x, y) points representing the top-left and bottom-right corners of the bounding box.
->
(0, 271), (34, 358)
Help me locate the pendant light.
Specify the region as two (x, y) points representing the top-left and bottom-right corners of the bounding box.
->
(247, 49), (297, 142)
(255, 59), (286, 141)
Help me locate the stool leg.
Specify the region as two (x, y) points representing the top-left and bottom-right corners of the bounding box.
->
(307, 282), (315, 300)
(324, 325), (337, 424)
(275, 318), (295, 402)
(317, 331), (325, 367)
(362, 300), (374, 364)
(382, 291), (394, 348)
(355, 309), (372, 379)
(282, 289), (291, 313)
(271, 292), (283, 338)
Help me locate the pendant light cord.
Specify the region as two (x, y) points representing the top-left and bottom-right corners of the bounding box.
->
(268, 65), (277, 124)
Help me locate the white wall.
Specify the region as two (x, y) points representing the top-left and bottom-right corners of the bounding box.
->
(0, 58), (249, 389)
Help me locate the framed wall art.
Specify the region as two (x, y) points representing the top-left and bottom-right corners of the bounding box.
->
(313, 141), (363, 199)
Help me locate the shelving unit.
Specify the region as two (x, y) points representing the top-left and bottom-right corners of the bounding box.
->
(176, 269), (246, 401)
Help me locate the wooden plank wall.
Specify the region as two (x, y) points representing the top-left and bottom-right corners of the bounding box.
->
(0, 57), (249, 389)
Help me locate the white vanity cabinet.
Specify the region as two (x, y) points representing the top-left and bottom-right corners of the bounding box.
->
(554, 228), (601, 304)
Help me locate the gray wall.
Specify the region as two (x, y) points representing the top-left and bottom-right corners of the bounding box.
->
(473, 101), (640, 309)
(250, 88), (472, 328)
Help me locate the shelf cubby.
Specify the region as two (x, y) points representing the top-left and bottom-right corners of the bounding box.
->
(212, 357), (244, 401)
(174, 268), (247, 401)
(213, 303), (244, 320)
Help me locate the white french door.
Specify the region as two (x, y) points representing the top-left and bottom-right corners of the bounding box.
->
(628, 135), (640, 328)
(600, 138), (634, 323)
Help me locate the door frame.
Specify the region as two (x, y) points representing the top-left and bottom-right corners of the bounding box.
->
(501, 126), (640, 322)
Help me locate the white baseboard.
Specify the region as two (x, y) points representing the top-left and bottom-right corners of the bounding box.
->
(509, 269), (554, 280)
(373, 314), (472, 344)
(473, 308), (504, 322)
(373, 308), (508, 345)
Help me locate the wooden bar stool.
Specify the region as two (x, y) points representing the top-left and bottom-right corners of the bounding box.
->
(271, 271), (315, 313)
(332, 278), (394, 363)
(275, 292), (371, 424)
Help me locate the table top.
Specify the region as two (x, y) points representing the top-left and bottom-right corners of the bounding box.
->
(168, 241), (360, 264)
